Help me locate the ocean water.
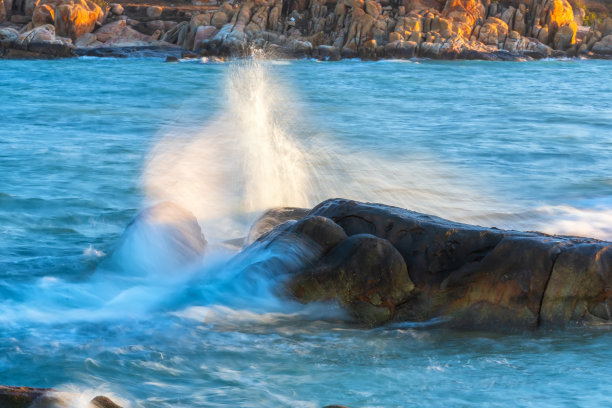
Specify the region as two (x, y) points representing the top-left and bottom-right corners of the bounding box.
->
(0, 57), (611, 407)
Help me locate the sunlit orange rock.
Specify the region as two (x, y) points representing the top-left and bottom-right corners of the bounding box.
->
(478, 16), (508, 46)
(53, 0), (103, 40)
(32, 3), (55, 26)
(553, 20), (576, 49)
(442, 0), (486, 38)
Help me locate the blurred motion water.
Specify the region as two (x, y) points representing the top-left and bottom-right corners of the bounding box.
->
(0, 57), (611, 407)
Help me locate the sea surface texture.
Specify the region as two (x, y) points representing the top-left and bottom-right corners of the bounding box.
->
(1, 58), (612, 407)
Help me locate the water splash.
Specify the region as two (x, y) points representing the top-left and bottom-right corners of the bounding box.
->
(144, 55), (312, 241)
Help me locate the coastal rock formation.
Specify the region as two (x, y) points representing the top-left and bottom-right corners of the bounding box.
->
(140, 0), (587, 59)
(2, 0), (610, 59)
(28, 0), (104, 39)
(0, 24), (74, 57)
(244, 199), (612, 330)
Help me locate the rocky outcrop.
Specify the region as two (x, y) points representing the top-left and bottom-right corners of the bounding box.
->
(145, 0), (587, 59)
(53, 0), (104, 39)
(242, 198), (612, 330)
(27, 0), (104, 39)
(0, 24), (74, 58)
(3, 0), (609, 59)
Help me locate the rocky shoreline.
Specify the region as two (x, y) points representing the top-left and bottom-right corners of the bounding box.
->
(1, 0), (611, 60)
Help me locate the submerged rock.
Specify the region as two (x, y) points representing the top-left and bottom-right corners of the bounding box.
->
(110, 201), (207, 275)
(244, 198), (612, 330)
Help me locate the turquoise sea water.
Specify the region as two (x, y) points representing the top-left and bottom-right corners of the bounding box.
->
(1, 57), (612, 407)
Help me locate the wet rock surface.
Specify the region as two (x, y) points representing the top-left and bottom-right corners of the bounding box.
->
(244, 198), (612, 330)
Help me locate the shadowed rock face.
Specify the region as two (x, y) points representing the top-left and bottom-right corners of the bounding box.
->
(0, 386), (52, 408)
(246, 206), (310, 245)
(247, 198), (612, 330)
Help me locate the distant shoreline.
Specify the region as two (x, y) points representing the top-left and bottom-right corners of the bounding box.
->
(1, 0), (611, 61)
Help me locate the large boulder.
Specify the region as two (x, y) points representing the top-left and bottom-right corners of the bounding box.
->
(246, 207), (310, 245)
(51, 0), (104, 40)
(592, 34), (612, 55)
(442, 0), (486, 38)
(478, 17), (508, 46)
(553, 21), (576, 49)
(10, 24), (74, 57)
(32, 2), (55, 26)
(289, 234), (414, 325)
(239, 199), (612, 330)
(93, 19), (125, 42)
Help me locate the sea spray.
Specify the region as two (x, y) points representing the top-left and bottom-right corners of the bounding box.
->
(144, 55), (312, 241)
(144, 54), (513, 243)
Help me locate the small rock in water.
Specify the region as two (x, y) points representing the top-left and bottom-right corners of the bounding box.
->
(89, 395), (124, 408)
(165, 56), (180, 62)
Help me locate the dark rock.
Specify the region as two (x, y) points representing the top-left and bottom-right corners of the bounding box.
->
(540, 243), (612, 326)
(289, 234), (414, 326)
(89, 395), (124, 408)
(246, 207), (309, 245)
(248, 198), (612, 330)
(0, 386), (52, 408)
(74, 45), (183, 58)
(165, 55), (179, 62)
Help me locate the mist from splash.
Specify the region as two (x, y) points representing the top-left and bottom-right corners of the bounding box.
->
(143, 55), (312, 240)
(143, 55), (519, 242)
